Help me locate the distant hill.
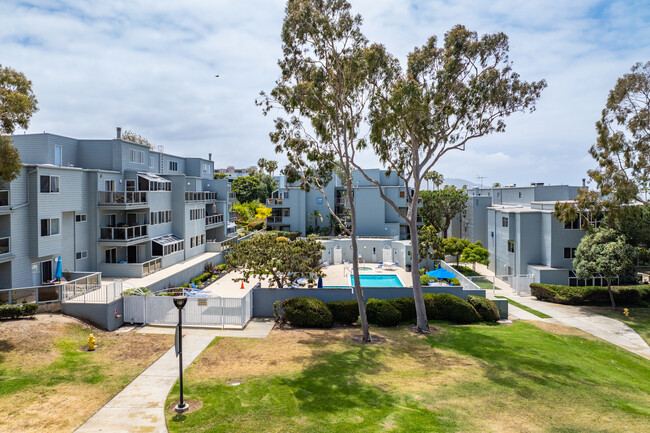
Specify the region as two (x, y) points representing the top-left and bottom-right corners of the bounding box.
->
(421, 177), (478, 190)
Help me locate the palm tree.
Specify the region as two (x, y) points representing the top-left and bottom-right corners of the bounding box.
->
(424, 170), (444, 190)
(309, 210), (323, 233)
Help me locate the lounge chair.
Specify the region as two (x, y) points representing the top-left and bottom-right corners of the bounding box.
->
(191, 282), (199, 290)
(377, 262), (383, 269)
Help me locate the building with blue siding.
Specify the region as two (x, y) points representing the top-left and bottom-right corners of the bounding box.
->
(0, 129), (237, 289)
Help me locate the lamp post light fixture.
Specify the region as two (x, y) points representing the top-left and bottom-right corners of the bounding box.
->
(173, 295), (189, 414)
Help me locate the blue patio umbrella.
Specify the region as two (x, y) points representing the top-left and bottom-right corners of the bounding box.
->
(317, 276), (323, 288)
(54, 256), (63, 280)
(426, 268), (456, 279)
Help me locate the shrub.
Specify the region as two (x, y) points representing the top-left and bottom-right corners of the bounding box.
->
(0, 304), (23, 319)
(420, 275), (431, 285)
(366, 299), (402, 326)
(423, 293), (481, 324)
(452, 265), (481, 277)
(530, 283), (650, 306)
(180, 283), (191, 288)
(216, 264), (228, 272)
(326, 300), (359, 325)
(280, 297), (333, 328)
(122, 287), (152, 296)
(248, 220), (265, 230)
(191, 272), (212, 286)
(21, 303), (39, 317)
(389, 297), (416, 322)
(466, 295), (500, 322)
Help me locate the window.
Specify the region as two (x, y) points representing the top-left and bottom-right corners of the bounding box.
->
(55, 145), (62, 167)
(191, 237), (195, 248)
(564, 219), (580, 230)
(40, 218), (60, 236)
(283, 191), (289, 199)
(105, 180), (115, 191)
(518, 192), (522, 198)
(201, 234), (205, 244)
(399, 191), (405, 198)
(507, 240), (515, 253)
(190, 208), (205, 220)
(75, 214), (87, 222)
(130, 149), (144, 164)
(149, 156), (155, 170)
(169, 161), (178, 171)
(502, 217), (508, 227)
(564, 247), (576, 259)
(40, 175), (59, 193)
(202, 163), (209, 173)
(283, 208), (290, 217)
(150, 210), (172, 225)
(105, 248), (117, 264)
(76, 250), (88, 260)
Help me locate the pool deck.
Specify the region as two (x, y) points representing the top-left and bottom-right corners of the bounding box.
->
(321, 263), (412, 287)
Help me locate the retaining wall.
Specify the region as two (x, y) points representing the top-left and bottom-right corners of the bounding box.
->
(61, 298), (124, 331)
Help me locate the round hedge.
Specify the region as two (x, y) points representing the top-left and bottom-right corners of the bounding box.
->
(279, 297), (333, 328)
(366, 299), (402, 326)
(388, 297), (416, 322)
(466, 295), (500, 322)
(326, 300), (359, 325)
(423, 293), (481, 324)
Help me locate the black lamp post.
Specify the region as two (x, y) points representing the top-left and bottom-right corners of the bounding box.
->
(173, 295), (189, 414)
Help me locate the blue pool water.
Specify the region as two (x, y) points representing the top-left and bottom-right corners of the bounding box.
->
(350, 274), (403, 287)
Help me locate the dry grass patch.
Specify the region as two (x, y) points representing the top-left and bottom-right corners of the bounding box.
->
(0, 314), (172, 433)
(526, 319), (600, 340)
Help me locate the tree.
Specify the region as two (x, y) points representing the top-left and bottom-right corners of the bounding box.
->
(554, 187), (607, 232)
(573, 227), (637, 308)
(259, 0), (395, 341)
(357, 25), (545, 332)
(612, 204), (650, 248)
(461, 241), (490, 271)
(443, 237), (471, 266)
(233, 200), (260, 222)
(232, 176), (263, 204)
(589, 62), (649, 206)
(258, 158), (278, 177)
(0, 65), (39, 183)
(420, 187), (468, 238)
(121, 130), (153, 149)
(227, 232), (325, 288)
(308, 210), (323, 233)
(424, 170), (444, 190)
(418, 225), (444, 268)
(254, 204), (272, 221)
(214, 172), (228, 179)
(492, 182), (501, 188)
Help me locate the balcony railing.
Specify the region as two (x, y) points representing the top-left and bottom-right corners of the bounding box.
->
(205, 214), (224, 226)
(100, 225), (148, 241)
(142, 257), (162, 276)
(266, 198), (283, 205)
(0, 190), (8, 206)
(0, 237), (9, 254)
(0, 272), (102, 305)
(229, 192), (236, 201)
(267, 216), (283, 223)
(185, 191), (218, 201)
(99, 191), (147, 205)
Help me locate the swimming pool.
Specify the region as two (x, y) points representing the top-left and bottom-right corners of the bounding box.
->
(357, 267), (373, 271)
(350, 274), (403, 287)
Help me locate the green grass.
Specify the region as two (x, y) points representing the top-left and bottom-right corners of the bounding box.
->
(166, 323), (650, 433)
(585, 307), (650, 345)
(496, 296), (552, 318)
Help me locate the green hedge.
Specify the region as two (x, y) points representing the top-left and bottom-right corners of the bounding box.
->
(389, 297), (416, 322)
(530, 283), (650, 306)
(366, 299), (402, 326)
(276, 297), (333, 328)
(423, 293), (481, 324)
(466, 295), (500, 322)
(452, 265), (481, 277)
(326, 300), (359, 325)
(191, 272), (213, 285)
(0, 303), (39, 319)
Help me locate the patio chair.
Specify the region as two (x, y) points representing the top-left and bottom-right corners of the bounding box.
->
(377, 262), (383, 269)
(190, 282), (199, 290)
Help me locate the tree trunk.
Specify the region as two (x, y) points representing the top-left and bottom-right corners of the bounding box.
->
(408, 213), (429, 333)
(348, 179), (371, 342)
(607, 278), (616, 309)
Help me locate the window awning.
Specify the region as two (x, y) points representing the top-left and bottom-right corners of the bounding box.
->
(138, 172), (170, 184)
(152, 234), (183, 246)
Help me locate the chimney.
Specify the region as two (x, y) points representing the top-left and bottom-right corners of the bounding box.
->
(582, 178), (586, 188)
(116, 127), (122, 139)
(208, 153), (212, 161)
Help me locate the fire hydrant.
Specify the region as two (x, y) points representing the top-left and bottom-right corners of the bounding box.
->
(623, 308), (630, 317)
(88, 333), (96, 351)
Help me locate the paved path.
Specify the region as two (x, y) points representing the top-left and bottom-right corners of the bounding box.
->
(75, 318), (275, 433)
(468, 263), (650, 360)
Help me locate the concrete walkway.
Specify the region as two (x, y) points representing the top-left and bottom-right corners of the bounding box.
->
(75, 318), (275, 433)
(469, 263), (650, 360)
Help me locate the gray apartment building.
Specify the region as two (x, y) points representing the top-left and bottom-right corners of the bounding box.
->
(452, 184), (586, 285)
(0, 130), (237, 290)
(266, 169), (422, 239)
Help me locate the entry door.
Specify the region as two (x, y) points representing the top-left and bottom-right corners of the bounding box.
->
(41, 260), (53, 283)
(127, 245), (137, 263)
(382, 246), (392, 263)
(126, 213), (137, 225)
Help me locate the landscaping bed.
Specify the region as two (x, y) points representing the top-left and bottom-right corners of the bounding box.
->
(531, 283), (650, 306)
(0, 314), (172, 432)
(166, 323), (650, 433)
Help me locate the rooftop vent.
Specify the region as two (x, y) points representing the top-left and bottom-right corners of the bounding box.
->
(116, 127), (122, 139)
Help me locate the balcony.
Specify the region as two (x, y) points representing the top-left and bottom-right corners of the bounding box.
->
(98, 191), (148, 206)
(205, 214), (224, 226)
(229, 192), (236, 201)
(185, 191), (218, 202)
(266, 198), (283, 205)
(99, 257), (162, 278)
(100, 225), (148, 241)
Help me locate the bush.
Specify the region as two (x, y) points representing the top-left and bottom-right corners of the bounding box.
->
(279, 297), (333, 328)
(0, 304), (39, 319)
(326, 300), (359, 325)
(366, 299), (402, 326)
(388, 297), (416, 322)
(180, 283), (191, 288)
(191, 272), (212, 286)
(466, 295), (500, 322)
(122, 287), (152, 296)
(21, 303), (39, 317)
(452, 265), (481, 277)
(423, 293), (481, 324)
(248, 220), (265, 230)
(420, 275), (431, 285)
(216, 264), (228, 272)
(530, 283), (650, 306)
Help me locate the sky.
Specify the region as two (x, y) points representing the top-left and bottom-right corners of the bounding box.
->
(1, 0), (649, 187)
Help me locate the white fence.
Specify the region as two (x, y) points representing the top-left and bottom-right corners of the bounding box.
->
(497, 274), (535, 296)
(438, 261), (482, 291)
(62, 280), (124, 303)
(124, 291), (253, 329)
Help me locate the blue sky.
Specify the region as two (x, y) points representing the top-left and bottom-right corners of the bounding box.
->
(1, 0), (649, 187)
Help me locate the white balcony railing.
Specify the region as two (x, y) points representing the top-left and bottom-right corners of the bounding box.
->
(266, 198), (283, 205)
(100, 225), (148, 241)
(142, 257), (162, 276)
(185, 191), (218, 201)
(99, 191), (147, 205)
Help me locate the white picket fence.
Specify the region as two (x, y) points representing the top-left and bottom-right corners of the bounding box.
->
(123, 290), (253, 329)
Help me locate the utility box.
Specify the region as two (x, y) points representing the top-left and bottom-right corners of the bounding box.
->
(493, 299), (509, 320)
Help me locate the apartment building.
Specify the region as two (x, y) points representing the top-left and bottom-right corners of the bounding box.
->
(452, 184), (586, 285)
(214, 165), (257, 180)
(266, 169), (422, 239)
(0, 130), (237, 289)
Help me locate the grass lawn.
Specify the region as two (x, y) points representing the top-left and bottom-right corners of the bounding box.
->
(0, 315), (172, 432)
(496, 296), (552, 318)
(166, 322), (650, 433)
(585, 307), (650, 345)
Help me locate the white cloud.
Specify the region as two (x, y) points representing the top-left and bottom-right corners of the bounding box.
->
(1, 0), (648, 186)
